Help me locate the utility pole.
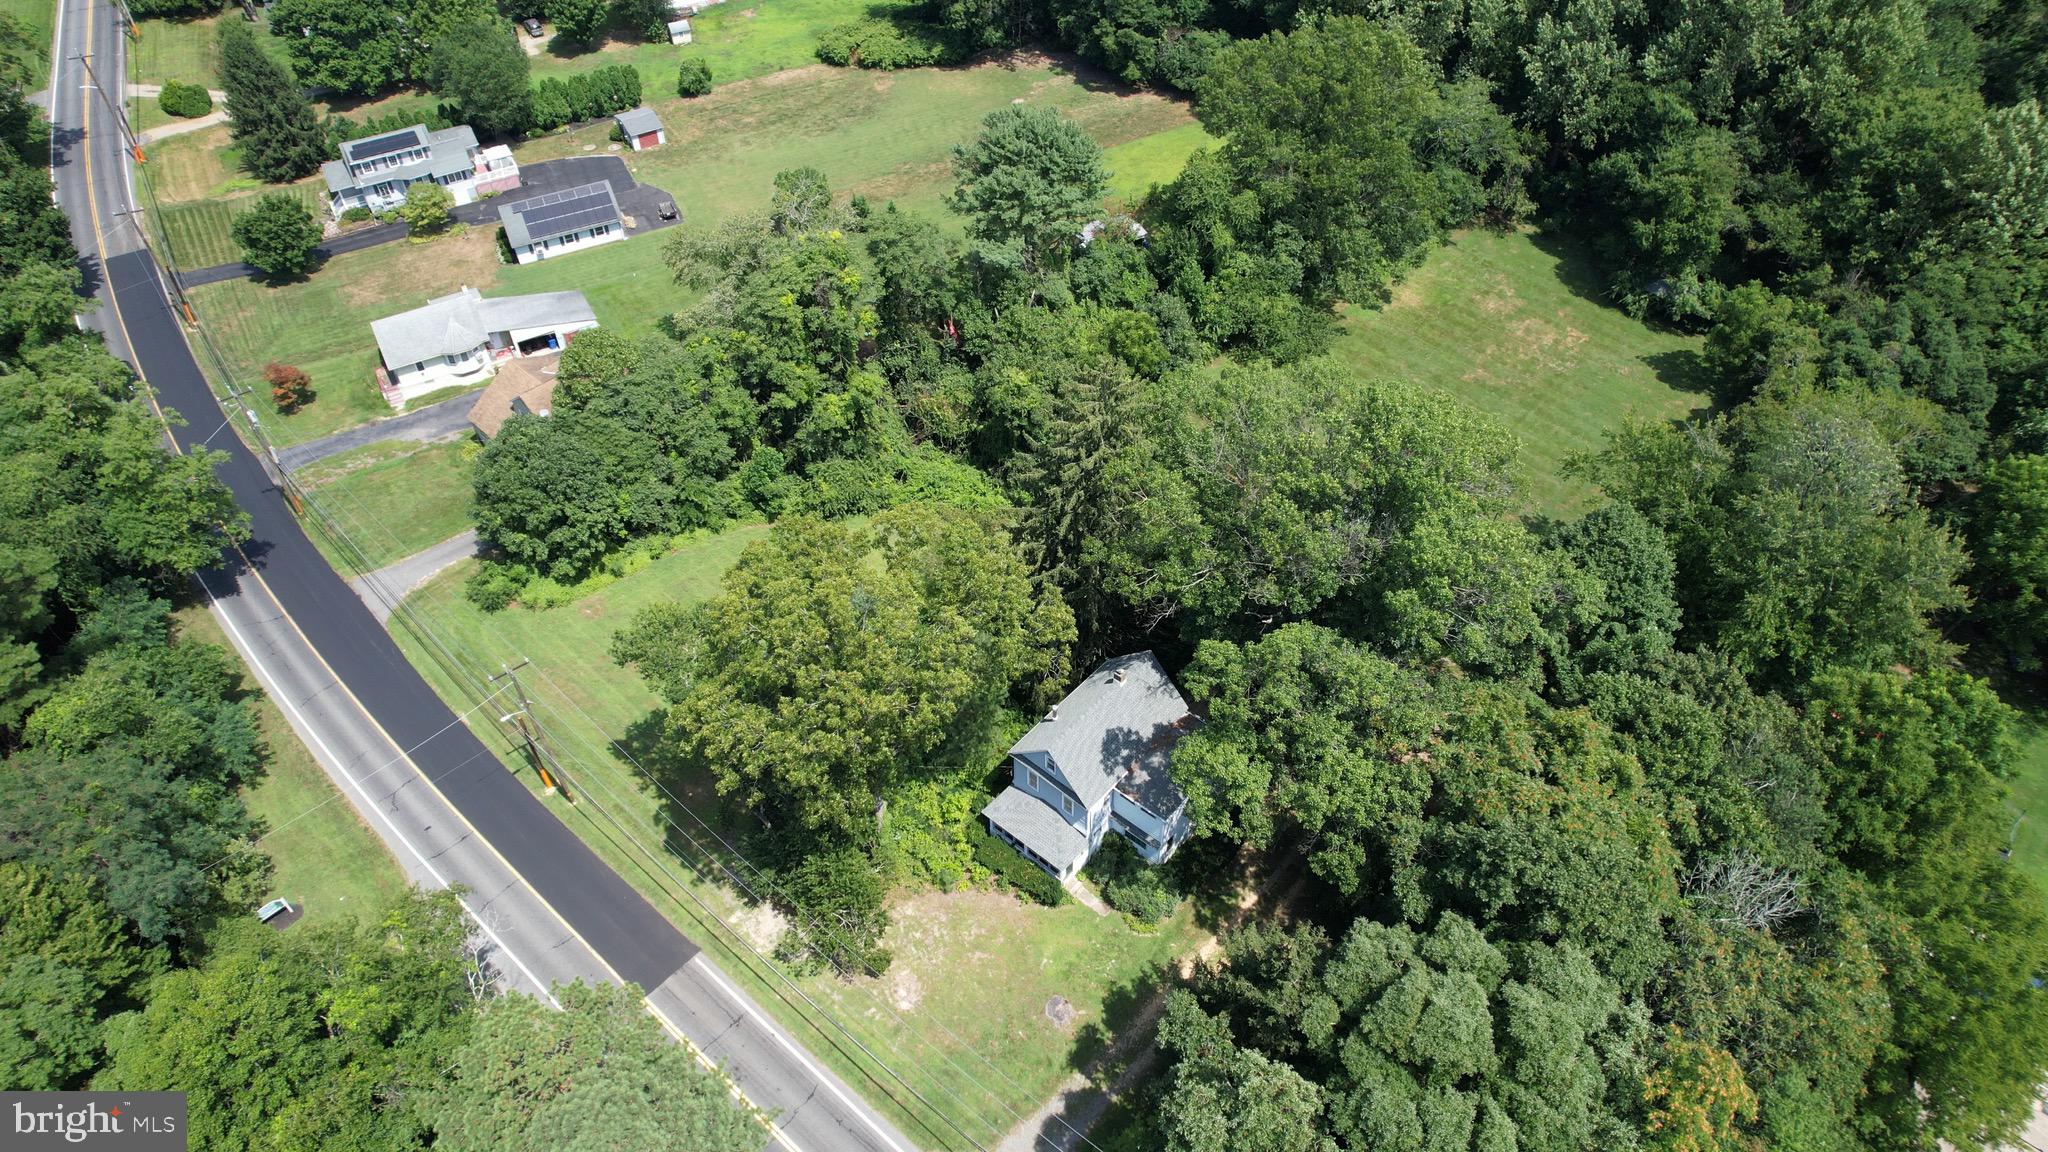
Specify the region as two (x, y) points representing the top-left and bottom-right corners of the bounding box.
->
(71, 53), (144, 164)
(489, 660), (573, 803)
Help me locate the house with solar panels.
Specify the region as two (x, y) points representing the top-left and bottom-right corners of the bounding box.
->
(498, 181), (627, 264)
(322, 124), (502, 218)
(980, 652), (1199, 882)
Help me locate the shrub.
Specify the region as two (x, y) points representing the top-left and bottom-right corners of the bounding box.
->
(263, 362), (313, 413)
(607, 122), (626, 144)
(968, 824), (1066, 907)
(1086, 836), (1181, 923)
(157, 80), (213, 118)
(339, 205), (374, 224)
(676, 57), (712, 97)
(462, 559), (530, 611)
(815, 16), (961, 70)
(398, 180), (454, 234)
(529, 77), (572, 130)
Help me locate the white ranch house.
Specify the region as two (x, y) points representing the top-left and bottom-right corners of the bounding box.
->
(369, 286), (597, 407)
(498, 181), (626, 265)
(982, 652), (1198, 881)
(322, 124), (519, 218)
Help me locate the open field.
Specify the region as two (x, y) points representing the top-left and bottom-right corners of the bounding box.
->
(172, 604), (410, 927)
(296, 440), (478, 570)
(526, 0), (911, 93)
(155, 180), (326, 268)
(373, 525), (1207, 1147)
(519, 56), (1198, 229)
(181, 57), (1199, 441)
(1328, 227), (1711, 515)
(1102, 119), (1214, 207)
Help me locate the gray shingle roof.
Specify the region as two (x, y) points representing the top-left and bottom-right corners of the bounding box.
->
(982, 786), (1089, 875)
(477, 290), (596, 333)
(320, 159), (352, 194)
(331, 124), (478, 193)
(371, 287), (594, 369)
(615, 105), (662, 137)
(1009, 652), (1194, 818)
(498, 181), (622, 249)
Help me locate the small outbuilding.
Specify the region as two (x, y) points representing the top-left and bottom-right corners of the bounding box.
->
(667, 17), (692, 43)
(614, 106), (665, 151)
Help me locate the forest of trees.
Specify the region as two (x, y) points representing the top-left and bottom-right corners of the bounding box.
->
(0, 31), (759, 1149)
(463, 2), (2048, 1149)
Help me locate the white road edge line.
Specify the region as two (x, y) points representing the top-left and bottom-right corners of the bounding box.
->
(200, 578), (564, 1010)
(688, 956), (916, 1152)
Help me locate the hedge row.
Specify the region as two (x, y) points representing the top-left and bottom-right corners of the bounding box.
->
(968, 824), (1066, 907)
(530, 64), (643, 133)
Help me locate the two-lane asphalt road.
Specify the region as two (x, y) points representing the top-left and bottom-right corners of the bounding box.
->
(43, 3), (925, 1149)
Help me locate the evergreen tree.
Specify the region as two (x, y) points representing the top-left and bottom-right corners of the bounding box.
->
(216, 21), (327, 183)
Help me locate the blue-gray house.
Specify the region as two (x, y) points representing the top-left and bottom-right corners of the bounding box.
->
(982, 652), (1198, 881)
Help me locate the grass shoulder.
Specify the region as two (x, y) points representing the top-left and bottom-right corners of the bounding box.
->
(171, 602), (410, 927)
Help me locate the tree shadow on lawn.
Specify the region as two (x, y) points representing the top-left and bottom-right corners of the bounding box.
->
(1642, 347), (1720, 413)
(1067, 959), (1177, 1077)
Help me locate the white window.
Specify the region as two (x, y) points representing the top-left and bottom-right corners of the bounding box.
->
(1062, 794), (1076, 817)
(1027, 768), (1042, 791)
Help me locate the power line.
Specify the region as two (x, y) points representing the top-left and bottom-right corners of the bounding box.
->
(127, 121), (1122, 1152)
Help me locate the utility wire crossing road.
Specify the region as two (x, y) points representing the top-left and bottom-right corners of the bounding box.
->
(43, 1), (922, 1148)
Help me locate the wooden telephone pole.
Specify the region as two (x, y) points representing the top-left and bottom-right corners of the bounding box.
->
(489, 660), (573, 803)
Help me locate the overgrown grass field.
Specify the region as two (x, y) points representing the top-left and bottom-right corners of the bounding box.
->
(1329, 227), (1711, 515)
(529, 0), (914, 93)
(374, 526), (1206, 1148)
(172, 605), (410, 926)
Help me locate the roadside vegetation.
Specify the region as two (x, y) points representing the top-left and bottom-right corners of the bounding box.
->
(0, 27), (764, 1143)
(35, 0), (2047, 1147)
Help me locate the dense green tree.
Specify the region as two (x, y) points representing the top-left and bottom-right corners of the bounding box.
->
(435, 981), (759, 1152)
(426, 20), (533, 139)
(948, 105), (1107, 276)
(268, 0), (407, 96)
(1156, 990), (1337, 1152)
(99, 891), (478, 1150)
(1180, 16), (1441, 310)
(1578, 390), (1967, 683)
(1102, 359), (1567, 678)
(1968, 452), (2048, 668)
(472, 412), (635, 578)
(1701, 282), (1824, 404)
(406, 0), (502, 66)
(614, 507), (1073, 840)
(398, 180), (455, 234)
(0, 954), (104, 1089)
(231, 192), (323, 279)
(1548, 502), (1683, 682)
(217, 20), (327, 182)
(546, 0), (609, 45)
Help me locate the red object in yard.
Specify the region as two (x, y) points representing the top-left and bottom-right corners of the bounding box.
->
(636, 131), (661, 149)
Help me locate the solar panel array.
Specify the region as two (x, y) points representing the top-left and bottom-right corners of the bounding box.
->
(347, 128), (424, 162)
(510, 182), (620, 240)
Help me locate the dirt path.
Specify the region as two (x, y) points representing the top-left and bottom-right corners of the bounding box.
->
(995, 851), (1308, 1152)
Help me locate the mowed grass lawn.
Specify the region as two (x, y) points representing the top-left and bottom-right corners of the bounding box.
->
(1329, 227), (1712, 514)
(2003, 702), (2048, 905)
(188, 227), (507, 444)
(529, 0), (914, 94)
(187, 58), (1201, 441)
(387, 527), (1206, 1148)
(155, 181), (326, 268)
(172, 605), (410, 927)
(295, 440), (478, 570)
